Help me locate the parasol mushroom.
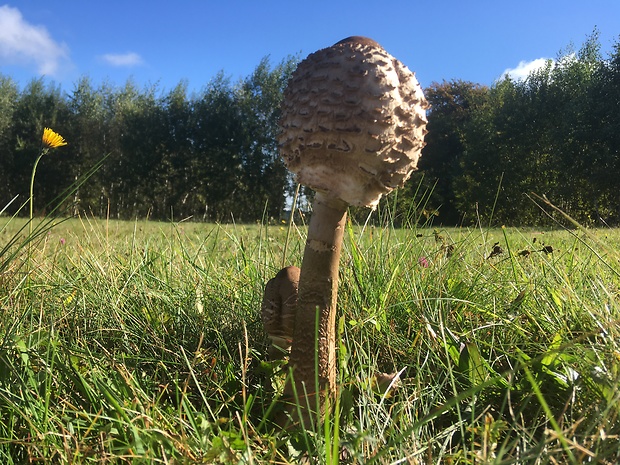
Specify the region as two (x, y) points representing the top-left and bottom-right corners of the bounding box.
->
(278, 36), (428, 424)
(261, 266), (300, 359)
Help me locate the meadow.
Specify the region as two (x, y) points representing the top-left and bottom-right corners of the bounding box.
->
(1, 214), (619, 464)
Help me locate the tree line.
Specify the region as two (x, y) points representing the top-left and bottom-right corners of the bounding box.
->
(415, 31), (620, 226)
(0, 31), (618, 226)
(0, 57), (297, 222)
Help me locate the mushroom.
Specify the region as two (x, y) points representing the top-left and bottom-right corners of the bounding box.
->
(278, 36), (428, 423)
(261, 266), (300, 359)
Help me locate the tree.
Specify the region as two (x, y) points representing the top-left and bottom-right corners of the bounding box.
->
(234, 56), (298, 221)
(156, 82), (193, 220)
(416, 80), (489, 224)
(590, 35), (620, 223)
(66, 77), (110, 216)
(0, 75), (19, 204)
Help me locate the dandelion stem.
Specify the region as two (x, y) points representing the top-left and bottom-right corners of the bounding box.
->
(29, 151), (46, 237)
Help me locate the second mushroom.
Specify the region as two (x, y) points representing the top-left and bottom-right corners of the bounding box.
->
(276, 36), (429, 424)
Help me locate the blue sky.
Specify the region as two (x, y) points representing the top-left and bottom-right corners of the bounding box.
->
(1, 1), (619, 94)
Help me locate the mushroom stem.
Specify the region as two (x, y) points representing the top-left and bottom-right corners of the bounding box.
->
(284, 191), (348, 423)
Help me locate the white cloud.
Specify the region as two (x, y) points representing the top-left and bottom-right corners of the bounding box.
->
(501, 58), (551, 81)
(100, 52), (144, 67)
(0, 5), (69, 75)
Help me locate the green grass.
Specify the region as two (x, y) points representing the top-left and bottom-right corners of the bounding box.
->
(1, 214), (619, 463)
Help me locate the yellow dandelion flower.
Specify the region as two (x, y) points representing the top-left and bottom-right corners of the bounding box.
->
(42, 127), (68, 149)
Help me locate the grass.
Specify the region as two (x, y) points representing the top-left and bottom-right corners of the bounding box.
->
(0, 213), (619, 463)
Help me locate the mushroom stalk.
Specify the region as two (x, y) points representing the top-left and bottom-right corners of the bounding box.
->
(284, 192), (347, 418)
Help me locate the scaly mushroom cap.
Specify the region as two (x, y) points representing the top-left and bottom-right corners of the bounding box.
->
(279, 36), (429, 208)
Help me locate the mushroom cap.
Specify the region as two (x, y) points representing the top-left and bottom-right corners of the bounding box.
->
(279, 36), (429, 208)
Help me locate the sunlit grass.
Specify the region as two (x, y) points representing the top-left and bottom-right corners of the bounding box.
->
(1, 215), (619, 463)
